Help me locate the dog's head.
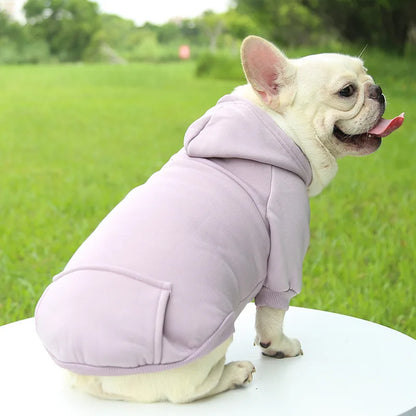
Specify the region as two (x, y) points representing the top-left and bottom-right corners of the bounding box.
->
(240, 36), (403, 160)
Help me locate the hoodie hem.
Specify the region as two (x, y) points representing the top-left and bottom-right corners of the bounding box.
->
(46, 311), (236, 376)
(254, 287), (299, 311)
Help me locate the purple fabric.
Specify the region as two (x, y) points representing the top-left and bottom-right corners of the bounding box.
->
(35, 95), (312, 376)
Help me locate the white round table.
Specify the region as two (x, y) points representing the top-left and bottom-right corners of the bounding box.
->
(1, 303), (415, 416)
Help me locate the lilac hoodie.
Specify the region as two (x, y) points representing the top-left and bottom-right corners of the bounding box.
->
(35, 95), (312, 376)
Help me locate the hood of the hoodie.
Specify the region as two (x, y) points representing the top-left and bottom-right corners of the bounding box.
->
(184, 95), (312, 187)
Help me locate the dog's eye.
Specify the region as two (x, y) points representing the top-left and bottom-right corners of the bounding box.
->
(339, 85), (355, 97)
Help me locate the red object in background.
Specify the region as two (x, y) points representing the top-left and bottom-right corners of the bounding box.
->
(179, 45), (191, 60)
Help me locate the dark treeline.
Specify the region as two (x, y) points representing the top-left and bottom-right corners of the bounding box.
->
(0, 0), (415, 64)
(237, 0), (416, 54)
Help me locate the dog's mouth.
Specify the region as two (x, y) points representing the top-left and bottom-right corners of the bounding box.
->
(333, 125), (382, 149)
(333, 113), (404, 150)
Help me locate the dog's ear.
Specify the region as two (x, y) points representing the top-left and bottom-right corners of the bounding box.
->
(241, 36), (296, 107)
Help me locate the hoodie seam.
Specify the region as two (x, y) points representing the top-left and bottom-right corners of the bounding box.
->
(265, 165), (275, 269)
(185, 95), (312, 187)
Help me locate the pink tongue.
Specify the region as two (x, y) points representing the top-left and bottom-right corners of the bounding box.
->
(369, 113), (405, 137)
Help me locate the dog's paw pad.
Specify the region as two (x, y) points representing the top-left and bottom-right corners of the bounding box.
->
(262, 350), (286, 359)
(259, 337), (303, 358)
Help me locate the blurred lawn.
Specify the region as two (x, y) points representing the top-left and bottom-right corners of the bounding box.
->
(0, 56), (415, 338)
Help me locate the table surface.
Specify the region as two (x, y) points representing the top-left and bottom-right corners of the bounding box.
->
(0, 303), (415, 416)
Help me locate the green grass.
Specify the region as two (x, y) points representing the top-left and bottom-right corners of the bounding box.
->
(0, 56), (415, 339)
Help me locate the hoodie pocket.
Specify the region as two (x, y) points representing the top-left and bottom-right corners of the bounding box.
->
(35, 265), (172, 372)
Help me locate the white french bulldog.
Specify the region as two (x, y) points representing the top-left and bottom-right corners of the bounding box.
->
(236, 36), (403, 197)
(38, 36), (403, 403)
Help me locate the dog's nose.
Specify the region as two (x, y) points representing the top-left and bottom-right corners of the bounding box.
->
(369, 84), (384, 103)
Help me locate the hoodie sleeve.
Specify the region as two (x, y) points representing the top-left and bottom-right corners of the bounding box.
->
(255, 167), (310, 310)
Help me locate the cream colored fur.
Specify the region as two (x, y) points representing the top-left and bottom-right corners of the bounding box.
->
(71, 35), (386, 403)
(236, 37), (383, 196)
(68, 337), (256, 403)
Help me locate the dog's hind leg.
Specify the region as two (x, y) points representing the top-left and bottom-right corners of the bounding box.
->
(165, 337), (255, 403)
(69, 336), (255, 403)
(192, 360), (255, 401)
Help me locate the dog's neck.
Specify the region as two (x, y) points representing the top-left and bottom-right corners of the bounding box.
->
(233, 85), (338, 197)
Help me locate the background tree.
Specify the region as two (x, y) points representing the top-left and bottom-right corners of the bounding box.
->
(235, 0), (416, 54)
(224, 9), (258, 41)
(301, 0), (416, 54)
(196, 9), (258, 52)
(24, 0), (101, 61)
(0, 10), (50, 63)
(235, 0), (327, 46)
(197, 11), (227, 52)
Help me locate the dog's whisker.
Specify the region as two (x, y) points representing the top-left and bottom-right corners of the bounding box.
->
(358, 44), (368, 59)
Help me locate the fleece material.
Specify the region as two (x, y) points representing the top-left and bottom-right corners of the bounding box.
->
(35, 94), (312, 376)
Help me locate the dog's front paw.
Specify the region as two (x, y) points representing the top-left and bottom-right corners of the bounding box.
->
(255, 335), (303, 358)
